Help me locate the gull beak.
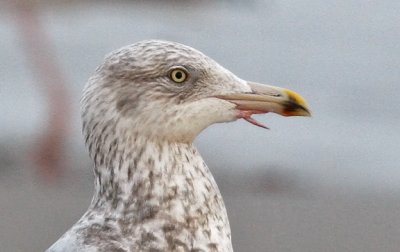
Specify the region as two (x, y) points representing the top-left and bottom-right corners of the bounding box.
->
(216, 82), (311, 129)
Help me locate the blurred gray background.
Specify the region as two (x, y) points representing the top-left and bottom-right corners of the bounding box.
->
(1, 1), (399, 251)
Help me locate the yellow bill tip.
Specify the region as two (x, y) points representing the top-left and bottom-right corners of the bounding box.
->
(282, 88), (312, 117)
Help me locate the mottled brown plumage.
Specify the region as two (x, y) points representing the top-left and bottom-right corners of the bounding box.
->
(47, 40), (310, 252)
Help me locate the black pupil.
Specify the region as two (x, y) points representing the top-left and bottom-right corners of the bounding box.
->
(175, 71), (183, 80)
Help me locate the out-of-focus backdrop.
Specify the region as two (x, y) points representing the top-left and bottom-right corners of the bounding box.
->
(1, 1), (399, 251)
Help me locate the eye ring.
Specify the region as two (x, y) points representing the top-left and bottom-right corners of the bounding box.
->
(169, 67), (188, 83)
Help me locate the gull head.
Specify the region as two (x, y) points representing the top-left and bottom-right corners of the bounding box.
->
(81, 40), (311, 143)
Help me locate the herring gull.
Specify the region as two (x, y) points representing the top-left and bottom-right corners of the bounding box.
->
(47, 40), (311, 252)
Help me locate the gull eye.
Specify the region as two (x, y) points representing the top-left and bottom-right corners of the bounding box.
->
(169, 68), (188, 83)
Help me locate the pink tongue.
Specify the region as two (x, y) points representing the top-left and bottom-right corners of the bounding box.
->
(238, 110), (269, 129)
(243, 116), (269, 129)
